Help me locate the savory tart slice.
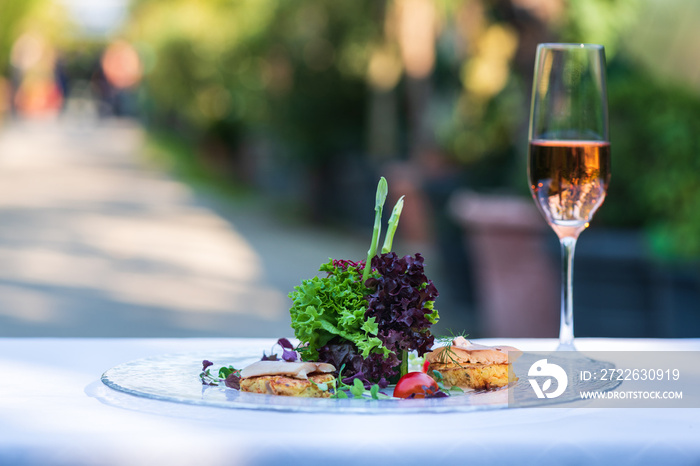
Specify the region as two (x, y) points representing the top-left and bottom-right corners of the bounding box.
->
(239, 360), (336, 398)
(425, 337), (521, 390)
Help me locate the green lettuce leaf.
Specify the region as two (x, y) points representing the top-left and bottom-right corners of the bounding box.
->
(289, 260), (388, 359)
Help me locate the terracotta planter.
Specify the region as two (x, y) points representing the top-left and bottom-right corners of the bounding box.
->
(450, 191), (559, 338)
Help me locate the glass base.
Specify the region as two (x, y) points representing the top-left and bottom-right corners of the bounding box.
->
(556, 341), (577, 352)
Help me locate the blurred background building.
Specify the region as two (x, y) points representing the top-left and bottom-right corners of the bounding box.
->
(0, 0), (698, 338)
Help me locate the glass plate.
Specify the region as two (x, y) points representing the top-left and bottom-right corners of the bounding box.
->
(101, 350), (621, 414)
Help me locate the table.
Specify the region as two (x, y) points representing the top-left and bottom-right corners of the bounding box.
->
(1, 337), (699, 465)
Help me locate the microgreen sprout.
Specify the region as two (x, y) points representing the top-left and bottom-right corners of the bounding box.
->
(331, 364), (391, 400)
(261, 338), (300, 362)
(431, 369), (464, 396)
(200, 360), (241, 389)
(309, 378), (334, 396)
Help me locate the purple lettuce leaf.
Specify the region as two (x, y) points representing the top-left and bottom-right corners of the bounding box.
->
(307, 252), (439, 385)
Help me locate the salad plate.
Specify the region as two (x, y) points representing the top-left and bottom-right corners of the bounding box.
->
(101, 349), (621, 414)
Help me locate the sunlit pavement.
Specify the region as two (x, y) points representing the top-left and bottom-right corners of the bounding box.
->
(0, 114), (466, 337)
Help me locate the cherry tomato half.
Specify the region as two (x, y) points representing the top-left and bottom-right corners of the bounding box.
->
(393, 361), (439, 398)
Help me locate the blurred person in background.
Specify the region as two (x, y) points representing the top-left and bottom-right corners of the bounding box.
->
(10, 32), (64, 118)
(93, 39), (142, 117)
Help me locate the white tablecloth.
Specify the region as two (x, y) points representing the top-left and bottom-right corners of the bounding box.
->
(1, 337), (699, 466)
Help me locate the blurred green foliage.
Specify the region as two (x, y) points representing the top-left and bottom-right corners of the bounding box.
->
(559, 0), (639, 57)
(0, 0), (69, 72)
(121, 0), (700, 259)
(127, 0), (382, 166)
(126, 0), (275, 142)
(0, 2), (36, 69)
(557, 0), (700, 259)
(602, 60), (700, 258)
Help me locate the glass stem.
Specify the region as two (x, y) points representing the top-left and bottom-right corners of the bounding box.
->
(559, 236), (577, 350)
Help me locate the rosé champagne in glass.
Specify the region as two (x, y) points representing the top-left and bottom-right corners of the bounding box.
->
(527, 44), (610, 350)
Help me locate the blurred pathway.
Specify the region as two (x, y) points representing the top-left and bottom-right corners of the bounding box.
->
(0, 116), (367, 337)
(0, 115), (467, 337)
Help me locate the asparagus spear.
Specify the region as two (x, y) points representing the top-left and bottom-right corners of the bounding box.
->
(362, 177), (388, 282)
(362, 178), (405, 282)
(382, 195), (404, 254)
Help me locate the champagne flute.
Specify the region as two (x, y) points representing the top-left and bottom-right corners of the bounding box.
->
(527, 43), (610, 351)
